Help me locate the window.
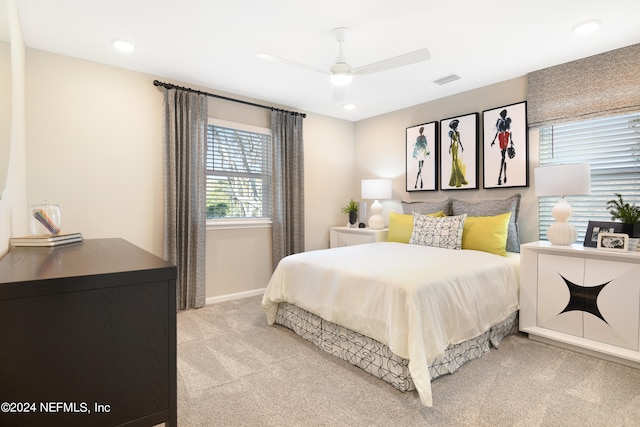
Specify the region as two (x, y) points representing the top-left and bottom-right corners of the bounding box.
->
(206, 120), (272, 220)
(538, 112), (640, 241)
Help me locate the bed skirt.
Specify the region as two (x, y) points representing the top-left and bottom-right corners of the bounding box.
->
(275, 302), (519, 392)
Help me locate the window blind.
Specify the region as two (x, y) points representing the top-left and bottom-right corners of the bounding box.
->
(528, 43), (640, 128)
(538, 112), (640, 241)
(206, 123), (272, 218)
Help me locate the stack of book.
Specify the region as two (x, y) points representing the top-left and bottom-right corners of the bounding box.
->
(9, 232), (84, 247)
(628, 238), (639, 252)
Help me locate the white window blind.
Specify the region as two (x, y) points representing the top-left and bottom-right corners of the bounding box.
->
(539, 112), (640, 241)
(206, 120), (272, 219)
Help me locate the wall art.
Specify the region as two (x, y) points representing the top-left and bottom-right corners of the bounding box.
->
(482, 101), (529, 189)
(406, 121), (438, 192)
(440, 112), (478, 190)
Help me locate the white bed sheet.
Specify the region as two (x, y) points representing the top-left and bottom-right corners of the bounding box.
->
(262, 242), (520, 407)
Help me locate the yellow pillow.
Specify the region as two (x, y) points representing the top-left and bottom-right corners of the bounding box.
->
(461, 212), (512, 256)
(387, 210), (445, 243)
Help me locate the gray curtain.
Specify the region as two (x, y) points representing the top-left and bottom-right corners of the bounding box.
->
(271, 110), (305, 270)
(162, 88), (208, 310)
(528, 43), (640, 127)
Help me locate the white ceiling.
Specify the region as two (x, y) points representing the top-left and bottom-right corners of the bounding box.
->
(13, 0), (640, 122)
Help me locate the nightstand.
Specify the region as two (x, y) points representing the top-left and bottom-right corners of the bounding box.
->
(329, 226), (389, 248)
(520, 241), (640, 369)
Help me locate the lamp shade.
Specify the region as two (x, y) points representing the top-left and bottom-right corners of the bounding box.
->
(534, 164), (591, 197)
(361, 179), (392, 200)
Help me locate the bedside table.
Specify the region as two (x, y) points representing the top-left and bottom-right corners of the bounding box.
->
(520, 241), (640, 368)
(329, 226), (389, 248)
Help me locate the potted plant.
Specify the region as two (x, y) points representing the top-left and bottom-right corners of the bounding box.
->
(341, 199), (359, 226)
(606, 193), (640, 237)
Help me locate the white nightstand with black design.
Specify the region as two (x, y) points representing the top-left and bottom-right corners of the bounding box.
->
(329, 227), (389, 248)
(520, 241), (640, 368)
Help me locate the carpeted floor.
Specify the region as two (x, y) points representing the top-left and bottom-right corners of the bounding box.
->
(176, 296), (640, 427)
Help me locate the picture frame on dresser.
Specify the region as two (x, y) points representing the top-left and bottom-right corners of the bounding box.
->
(482, 101), (529, 189)
(440, 112), (478, 191)
(597, 232), (629, 252)
(406, 121), (438, 192)
(584, 220), (625, 247)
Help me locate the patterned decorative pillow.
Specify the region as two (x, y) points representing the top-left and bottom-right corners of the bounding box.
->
(402, 199), (451, 216)
(450, 194), (521, 253)
(409, 213), (467, 250)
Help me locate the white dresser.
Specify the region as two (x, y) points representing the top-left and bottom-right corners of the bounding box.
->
(520, 241), (640, 368)
(329, 226), (389, 248)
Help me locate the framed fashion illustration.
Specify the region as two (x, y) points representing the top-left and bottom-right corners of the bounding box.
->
(439, 113), (478, 190)
(482, 101), (529, 189)
(406, 121), (438, 192)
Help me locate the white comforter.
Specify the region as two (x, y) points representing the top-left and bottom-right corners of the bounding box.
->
(262, 242), (520, 407)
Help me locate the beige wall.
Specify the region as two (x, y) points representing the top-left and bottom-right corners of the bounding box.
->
(354, 76), (540, 244)
(3, 40), (544, 300)
(26, 50), (167, 254)
(1, 46), (541, 300)
(20, 48), (355, 301)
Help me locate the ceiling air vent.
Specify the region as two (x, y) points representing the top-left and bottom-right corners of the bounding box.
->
(433, 74), (460, 85)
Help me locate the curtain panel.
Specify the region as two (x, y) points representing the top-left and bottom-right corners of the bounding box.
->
(271, 110), (305, 270)
(527, 43), (640, 127)
(162, 88), (208, 310)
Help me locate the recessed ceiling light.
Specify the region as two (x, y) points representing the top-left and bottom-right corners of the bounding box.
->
(113, 40), (135, 53)
(573, 20), (601, 35)
(343, 104), (356, 111)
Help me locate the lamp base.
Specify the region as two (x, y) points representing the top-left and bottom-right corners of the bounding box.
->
(367, 199), (385, 229)
(368, 214), (385, 230)
(547, 197), (577, 245)
(547, 222), (578, 245)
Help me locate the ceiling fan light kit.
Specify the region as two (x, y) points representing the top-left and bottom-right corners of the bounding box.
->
(330, 72), (352, 86)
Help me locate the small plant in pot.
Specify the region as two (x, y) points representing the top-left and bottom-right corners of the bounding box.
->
(606, 193), (640, 237)
(341, 199), (359, 226)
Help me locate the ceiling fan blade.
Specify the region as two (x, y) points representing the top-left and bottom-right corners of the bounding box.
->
(256, 53), (327, 75)
(352, 48), (430, 75)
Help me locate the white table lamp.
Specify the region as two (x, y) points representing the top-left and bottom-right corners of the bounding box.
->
(361, 179), (392, 229)
(535, 164), (591, 245)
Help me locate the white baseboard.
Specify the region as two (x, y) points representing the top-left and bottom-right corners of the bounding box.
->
(205, 288), (265, 305)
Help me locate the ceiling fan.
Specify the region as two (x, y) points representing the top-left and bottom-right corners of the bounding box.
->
(257, 27), (430, 100)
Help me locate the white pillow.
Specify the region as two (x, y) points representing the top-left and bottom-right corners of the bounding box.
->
(409, 213), (467, 250)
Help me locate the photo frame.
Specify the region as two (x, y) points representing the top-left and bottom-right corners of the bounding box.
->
(406, 121), (438, 192)
(482, 101), (529, 189)
(597, 232), (629, 252)
(583, 220), (626, 247)
(440, 112), (478, 190)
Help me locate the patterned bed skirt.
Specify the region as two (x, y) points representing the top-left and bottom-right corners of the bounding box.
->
(275, 303), (519, 392)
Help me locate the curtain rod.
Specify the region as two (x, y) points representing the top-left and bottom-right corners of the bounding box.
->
(153, 80), (306, 118)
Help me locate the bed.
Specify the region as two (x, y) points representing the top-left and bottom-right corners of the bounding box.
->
(262, 194), (522, 407)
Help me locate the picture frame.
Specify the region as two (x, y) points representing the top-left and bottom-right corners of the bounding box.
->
(406, 121), (438, 192)
(482, 101), (529, 189)
(597, 232), (629, 252)
(583, 220), (626, 247)
(440, 112), (478, 190)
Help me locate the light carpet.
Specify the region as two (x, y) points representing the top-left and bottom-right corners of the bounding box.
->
(176, 295), (640, 426)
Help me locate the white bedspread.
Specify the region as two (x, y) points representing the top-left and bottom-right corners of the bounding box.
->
(262, 242), (520, 407)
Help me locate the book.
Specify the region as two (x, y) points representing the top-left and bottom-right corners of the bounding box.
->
(9, 232), (84, 247)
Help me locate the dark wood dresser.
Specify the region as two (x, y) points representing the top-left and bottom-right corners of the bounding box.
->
(0, 238), (177, 427)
